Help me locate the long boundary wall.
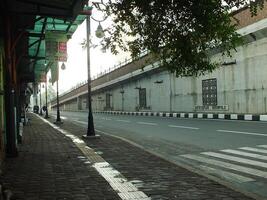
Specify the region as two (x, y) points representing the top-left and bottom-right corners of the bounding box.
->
(51, 5), (267, 115)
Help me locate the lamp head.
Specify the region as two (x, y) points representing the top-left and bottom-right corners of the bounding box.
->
(61, 62), (66, 70)
(95, 23), (105, 38)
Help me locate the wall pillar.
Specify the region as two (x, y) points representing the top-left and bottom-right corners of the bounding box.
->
(4, 14), (18, 157)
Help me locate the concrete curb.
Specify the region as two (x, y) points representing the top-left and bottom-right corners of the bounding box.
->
(93, 111), (267, 122)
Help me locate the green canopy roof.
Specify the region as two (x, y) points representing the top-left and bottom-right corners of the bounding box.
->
(28, 15), (86, 82)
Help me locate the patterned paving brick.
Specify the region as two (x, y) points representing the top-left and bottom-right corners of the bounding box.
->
(2, 114), (120, 200)
(56, 118), (255, 200)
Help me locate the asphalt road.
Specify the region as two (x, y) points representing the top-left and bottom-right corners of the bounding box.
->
(51, 111), (267, 199)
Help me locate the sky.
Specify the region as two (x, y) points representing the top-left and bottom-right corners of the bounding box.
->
(53, 14), (130, 94)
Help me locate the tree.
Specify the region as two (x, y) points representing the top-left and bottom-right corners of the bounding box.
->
(47, 85), (56, 101)
(103, 0), (266, 76)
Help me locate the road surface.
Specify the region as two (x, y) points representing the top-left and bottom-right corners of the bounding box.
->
(51, 111), (267, 199)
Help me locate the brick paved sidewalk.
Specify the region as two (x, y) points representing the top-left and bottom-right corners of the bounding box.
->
(49, 116), (255, 200)
(1, 113), (120, 200)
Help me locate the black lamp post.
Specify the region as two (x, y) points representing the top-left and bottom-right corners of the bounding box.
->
(83, 3), (106, 138)
(39, 84), (43, 115)
(54, 63), (62, 124)
(45, 76), (49, 119)
(84, 8), (96, 137)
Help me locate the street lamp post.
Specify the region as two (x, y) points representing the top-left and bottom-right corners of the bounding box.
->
(45, 76), (49, 118)
(39, 84), (43, 115)
(84, 10), (96, 137)
(56, 77), (61, 122)
(55, 63), (62, 124)
(83, 2), (106, 138)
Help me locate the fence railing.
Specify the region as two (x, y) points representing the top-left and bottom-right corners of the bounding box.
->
(52, 50), (149, 103)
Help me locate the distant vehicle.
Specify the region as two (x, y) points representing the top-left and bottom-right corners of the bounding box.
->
(33, 105), (39, 114)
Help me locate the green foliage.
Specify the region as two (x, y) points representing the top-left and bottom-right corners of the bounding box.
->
(103, 0), (266, 77)
(48, 85), (56, 100)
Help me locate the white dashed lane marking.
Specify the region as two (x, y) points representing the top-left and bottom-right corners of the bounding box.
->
(216, 129), (267, 137)
(137, 122), (157, 126)
(116, 120), (131, 123)
(168, 125), (199, 130)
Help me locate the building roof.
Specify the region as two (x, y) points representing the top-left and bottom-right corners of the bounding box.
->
(1, 0), (87, 82)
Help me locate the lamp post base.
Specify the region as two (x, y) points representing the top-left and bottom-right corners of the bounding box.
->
(54, 121), (63, 125)
(82, 134), (100, 139)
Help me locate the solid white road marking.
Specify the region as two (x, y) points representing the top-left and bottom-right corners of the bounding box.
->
(201, 152), (267, 169)
(217, 129), (267, 137)
(168, 125), (199, 130)
(94, 162), (150, 200)
(116, 119), (130, 123)
(239, 147), (267, 154)
(181, 154), (267, 178)
(221, 149), (267, 161)
(137, 122), (157, 126)
(199, 165), (254, 183)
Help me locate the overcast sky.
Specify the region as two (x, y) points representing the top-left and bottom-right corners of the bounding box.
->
(52, 14), (129, 94)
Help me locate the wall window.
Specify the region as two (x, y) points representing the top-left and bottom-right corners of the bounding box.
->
(106, 93), (111, 108)
(139, 88), (147, 108)
(202, 78), (217, 106)
(78, 97), (82, 110)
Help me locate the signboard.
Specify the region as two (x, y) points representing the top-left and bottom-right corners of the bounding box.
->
(45, 31), (68, 62)
(57, 42), (67, 61)
(45, 31), (68, 83)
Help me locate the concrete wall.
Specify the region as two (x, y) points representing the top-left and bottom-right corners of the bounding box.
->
(54, 6), (267, 115)
(87, 36), (267, 114)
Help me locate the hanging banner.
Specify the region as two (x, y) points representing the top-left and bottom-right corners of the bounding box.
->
(45, 31), (67, 84)
(45, 31), (68, 62)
